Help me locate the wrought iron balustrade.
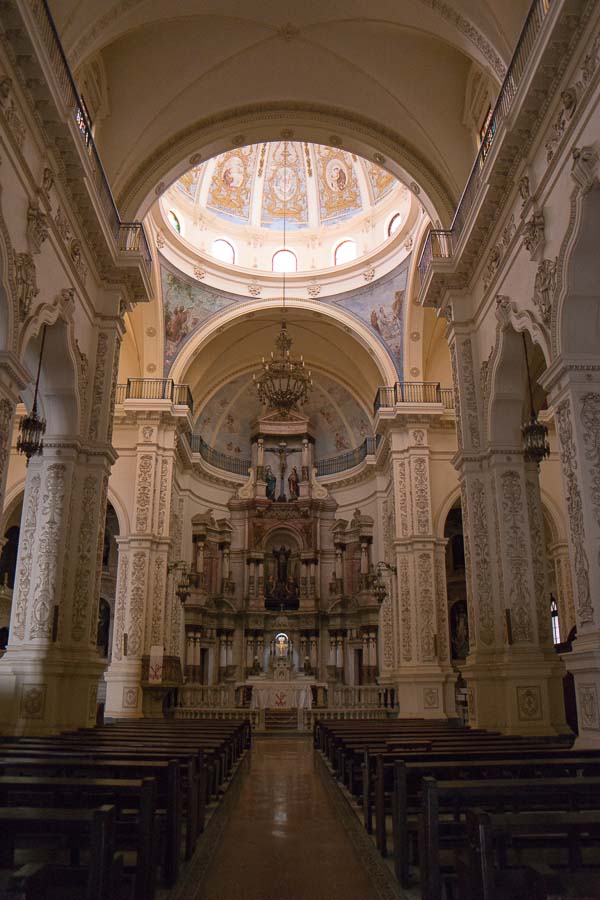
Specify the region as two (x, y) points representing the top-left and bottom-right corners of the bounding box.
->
(418, 0), (553, 284)
(116, 378), (193, 411)
(373, 381), (454, 413)
(185, 433), (251, 476)
(28, 0), (152, 278)
(315, 435), (379, 477)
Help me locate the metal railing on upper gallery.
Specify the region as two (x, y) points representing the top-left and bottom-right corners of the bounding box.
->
(417, 0), (554, 285)
(116, 379), (193, 411)
(373, 382), (454, 414)
(316, 435), (379, 477)
(184, 433), (252, 476)
(28, 0), (152, 278)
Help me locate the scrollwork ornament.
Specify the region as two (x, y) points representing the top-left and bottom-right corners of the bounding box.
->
(13, 474), (40, 639)
(580, 392), (600, 528)
(399, 555), (412, 661)
(417, 553), (435, 660)
(29, 464), (66, 639)
(556, 400), (593, 624)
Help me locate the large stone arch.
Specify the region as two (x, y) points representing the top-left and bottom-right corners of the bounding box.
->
(118, 104), (456, 226)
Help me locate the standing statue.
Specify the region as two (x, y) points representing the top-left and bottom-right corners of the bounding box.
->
(265, 465), (277, 501)
(288, 466), (299, 500)
(273, 545), (291, 583)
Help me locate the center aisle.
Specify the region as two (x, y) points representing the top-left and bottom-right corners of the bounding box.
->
(196, 736), (380, 900)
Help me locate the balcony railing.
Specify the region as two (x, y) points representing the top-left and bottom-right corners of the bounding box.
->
(316, 436), (379, 477)
(116, 379), (193, 411)
(373, 382), (454, 414)
(418, 0), (553, 285)
(185, 433), (252, 476)
(28, 0), (152, 278)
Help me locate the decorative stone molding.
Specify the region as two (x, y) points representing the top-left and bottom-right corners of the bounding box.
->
(469, 478), (495, 646)
(545, 85), (581, 163)
(15, 252), (38, 321)
(517, 685), (542, 721)
(362, 267), (375, 283)
(89, 332), (108, 441)
(417, 552), (435, 661)
(500, 470), (533, 643)
(29, 463), (67, 640)
(127, 550), (147, 657)
(71, 475), (97, 642)
(580, 392), (600, 528)
(522, 210), (545, 260)
(307, 281), (321, 298)
(398, 555), (412, 662)
(247, 280), (261, 297)
(54, 207), (72, 243)
(413, 457), (430, 535)
(533, 258), (557, 326)
(0, 76), (26, 148)
(135, 455), (154, 533)
(571, 144), (599, 194)
(483, 245), (501, 290)
(555, 399), (593, 625)
(19, 684), (46, 719)
(26, 201), (49, 254)
(518, 174), (530, 206)
(579, 683), (600, 730)
(193, 265), (206, 280)
(69, 240), (87, 283)
(13, 473), (40, 640)
(459, 338), (480, 450)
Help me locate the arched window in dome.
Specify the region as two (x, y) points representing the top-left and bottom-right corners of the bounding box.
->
(387, 213), (402, 237)
(212, 239), (235, 265)
(167, 210), (181, 234)
(334, 240), (357, 265)
(272, 249), (297, 273)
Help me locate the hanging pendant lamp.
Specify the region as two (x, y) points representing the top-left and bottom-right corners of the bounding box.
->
(17, 324), (47, 462)
(521, 332), (550, 464)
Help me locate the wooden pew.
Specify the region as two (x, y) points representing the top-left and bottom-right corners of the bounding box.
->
(419, 775), (600, 900)
(463, 805), (600, 900)
(0, 756), (181, 886)
(0, 775), (156, 900)
(0, 804), (118, 900)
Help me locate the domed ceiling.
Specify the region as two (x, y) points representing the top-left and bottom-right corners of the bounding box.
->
(197, 370), (372, 459)
(172, 141), (403, 231)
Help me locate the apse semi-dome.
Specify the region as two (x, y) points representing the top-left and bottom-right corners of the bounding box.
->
(157, 141), (417, 280)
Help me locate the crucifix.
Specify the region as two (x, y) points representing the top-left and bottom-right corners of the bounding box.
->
(265, 441), (302, 501)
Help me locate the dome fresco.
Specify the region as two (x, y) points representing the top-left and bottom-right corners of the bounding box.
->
(172, 141), (404, 231)
(196, 370), (372, 459)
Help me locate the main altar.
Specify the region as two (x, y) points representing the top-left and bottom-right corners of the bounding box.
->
(176, 324), (385, 729)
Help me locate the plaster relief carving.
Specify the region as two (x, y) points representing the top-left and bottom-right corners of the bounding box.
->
(71, 475), (96, 641)
(460, 481), (477, 652)
(107, 335), (120, 444)
(26, 201), (49, 254)
(381, 592), (394, 670)
(142, 426), (154, 442)
(424, 688), (439, 709)
(112, 554), (128, 662)
(571, 145), (600, 194)
(435, 550), (449, 661)
(91, 472), (109, 642)
(525, 477), (550, 644)
(19, 684), (46, 719)
(580, 392), (600, 528)
(150, 556), (166, 647)
(501, 470), (533, 643)
(135, 455), (154, 533)
(13, 473), (41, 640)
(413, 457), (430, 535)
(483, 245), (501, 290)
(15, 252), (38, 321)
(122, 686), (139, 709)
(533, 258), (557, 325)
(157, 458), (169, 535)
(399, 555), (412, 662)
(89, 332), (108, 441)
(470, 479), (495, 646)
(0, 398), (13, 499)
(579, 683), (600, 730)
(449, 343), (463, 450)
(522, 210), (545, 260)
(517, 685), (542, 720)
(397, 460), (409, 537)
(30, 464), (66, 640)
(54, 207), (72, 243)
(0, 77), (26, 148)
(556, 399), (593, 624)
(459, 339), (480, 449)
(417, 552), (435, 661)
(518, 174), (530, 205)
(75, 341), (89, 433)
(127, 550), (147, 657)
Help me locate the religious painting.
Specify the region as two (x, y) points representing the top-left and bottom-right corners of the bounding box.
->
(206, 145), (258, 223)
(315, 146), (361, 226)
(175, 164), (203, 201)
(337, 259), (409, 372)
(261, 142), (308, 229)
(161, 264), (238, 370)
(363, 159), (396, 203)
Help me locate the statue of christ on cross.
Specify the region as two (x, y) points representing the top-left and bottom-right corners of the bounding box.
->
(265, 441), (302, 501)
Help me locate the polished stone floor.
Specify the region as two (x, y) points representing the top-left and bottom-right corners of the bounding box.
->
(195, 736), (379, 900)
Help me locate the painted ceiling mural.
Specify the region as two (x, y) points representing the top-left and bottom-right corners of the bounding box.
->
(174, 141), (406, 231)
(161, 256), (408, 375)
(197, 371), (372, 459)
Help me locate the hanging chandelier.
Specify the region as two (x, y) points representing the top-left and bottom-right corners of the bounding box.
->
(521, 332), (550, 464)
(17, 324), (47, 462)
(253, 140), (313, 414)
